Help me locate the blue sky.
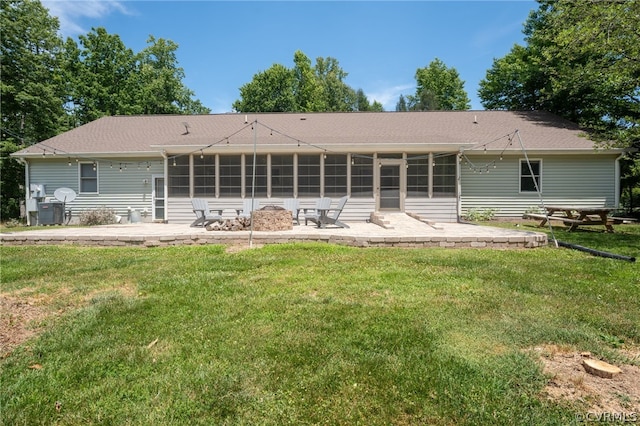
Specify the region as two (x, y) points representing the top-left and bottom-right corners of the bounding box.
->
(42, 0), (538, 113)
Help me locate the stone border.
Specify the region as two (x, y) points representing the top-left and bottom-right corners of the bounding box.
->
(0, 232), (547, 249)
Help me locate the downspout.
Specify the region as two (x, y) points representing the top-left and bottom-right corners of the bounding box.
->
(614, 153), (624, 209)
(15, 157), (31, 225)
(456, 149), (463, 223)
(161, 150), (169, 222)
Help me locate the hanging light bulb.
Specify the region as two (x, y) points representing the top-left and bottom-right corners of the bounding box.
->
(173, 158), (177, 166)
(68, 157), (72, 166)
(200, 149), (204, 159)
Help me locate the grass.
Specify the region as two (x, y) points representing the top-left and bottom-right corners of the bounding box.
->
(1, 225), (639, 425)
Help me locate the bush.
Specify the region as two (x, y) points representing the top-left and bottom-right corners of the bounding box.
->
(79, 208), (117, 226)
(463, 208), (498, 221)
(3, 218), (24, 228)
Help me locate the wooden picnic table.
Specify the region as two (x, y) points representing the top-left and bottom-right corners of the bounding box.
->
(523, 205), (618, 233)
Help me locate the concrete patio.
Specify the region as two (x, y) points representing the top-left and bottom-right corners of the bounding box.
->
(0, 213), (547, 249)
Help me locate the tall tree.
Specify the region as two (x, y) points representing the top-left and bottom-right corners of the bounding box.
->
(134, 36), (209, 115)
(410, 58), (471, 111)
(395, 94), (408, 112)
(292, 50), (324, 112)
(478, 0), (640, 213)
(1, 0), (66, 220)
(479, 0), (639, 147)
(64, 28), (137, 123)
(1, 0), (66, 142)
(233, 64), (296, 112)
(233, 51), (382, 112)
(65, 29), (209, 123)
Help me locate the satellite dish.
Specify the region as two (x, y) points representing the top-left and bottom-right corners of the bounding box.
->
(54, 187), (77, 203)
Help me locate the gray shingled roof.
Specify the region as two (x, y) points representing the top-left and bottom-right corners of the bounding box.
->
(14, 110), (611, 158)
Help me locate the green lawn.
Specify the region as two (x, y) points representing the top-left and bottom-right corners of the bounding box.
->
(1, 225), (638, 425)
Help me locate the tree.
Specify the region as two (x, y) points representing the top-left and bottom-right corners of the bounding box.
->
(292, 50), (324, 112)
(478, 0), (640, 214)
(64, 29), (210, 123)
(134, 36), (209, 115)
(233, 64), (296, 112)
(64, 27), (137, 123)
(233, 51), (382, 112)
(395, 94), (408, 112)
(1, 0), (66, 220)
(1, 0), (66, 142)
(479, 0), (639, 145)
(396, 59), (471, 111)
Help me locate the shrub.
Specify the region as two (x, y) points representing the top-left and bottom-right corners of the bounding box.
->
(79, 207), (117, 226)
(3, 218), (24, 228)
(463, 208), (498, 221)
(524, 206), (542, 215)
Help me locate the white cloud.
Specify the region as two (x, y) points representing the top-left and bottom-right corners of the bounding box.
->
(366, 83), (414, 111)
(42, 0), (131, 36)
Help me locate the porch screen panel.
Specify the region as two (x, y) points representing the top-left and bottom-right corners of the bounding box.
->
(168, 156), (189, 196)
(298, 155), (320, 197)
(245, 154), (268, 197)
(219, 155), (242, 197)
(271, 155), (294, 197)
(433, 154), (456, 197)
(194, 154), (216, 197)
(407, 156), (429, 197)
(351, 155), (373, 197)
(324, 154), (347, 197)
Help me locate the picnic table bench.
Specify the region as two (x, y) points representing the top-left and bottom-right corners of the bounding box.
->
(522, 205), (630, 233)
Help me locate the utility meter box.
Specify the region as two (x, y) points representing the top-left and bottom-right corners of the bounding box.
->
(30, 184), (46, 199)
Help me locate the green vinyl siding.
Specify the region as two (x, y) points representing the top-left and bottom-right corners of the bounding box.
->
(27, 157), (164, 217)
(460, 155), (617, 217)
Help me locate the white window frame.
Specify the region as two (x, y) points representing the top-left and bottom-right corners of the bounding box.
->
(519, 158), (542, 193)
(79, 162), (99, 194)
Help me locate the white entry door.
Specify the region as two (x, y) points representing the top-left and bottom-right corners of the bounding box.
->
(152, 175), (165, 221)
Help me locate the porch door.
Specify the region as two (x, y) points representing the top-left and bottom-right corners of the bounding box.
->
(152, 175), (165, 221)
(377, 160), (404, 211)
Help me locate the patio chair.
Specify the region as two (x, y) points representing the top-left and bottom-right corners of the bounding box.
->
(190, 198), (223, 227)
(236, 199), (260, 219)
(317, 196), (349, 229)
(283, 198), (301, 225)
(303, 197), (332, 227)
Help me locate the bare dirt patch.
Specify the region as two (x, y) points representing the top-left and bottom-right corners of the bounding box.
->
(532, 344), (640, 414)
(1, 284), (139, 358)
(0, 293), (51, 357)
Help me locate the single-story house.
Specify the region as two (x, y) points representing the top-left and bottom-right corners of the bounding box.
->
(12, 111), (626, 225)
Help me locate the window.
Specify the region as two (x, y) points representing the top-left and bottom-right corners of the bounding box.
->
(298, 155), (320, 197)
(520, 159), (541, 192)
(406, 156), (429, 197)
(168, 156), (190, 196)
(351, 155), (373, 197)
(194, 154), (215, 197)
(433, 154), (456, 197)
(219, 155), (242, 197)
(79, 162), (98, 193)
(271, 155), (294, 197)
(324, 154), (347, 197)
(245, 154), (267, 197)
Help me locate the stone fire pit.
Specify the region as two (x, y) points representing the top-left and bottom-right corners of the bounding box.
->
(252, 205), (293, 231)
